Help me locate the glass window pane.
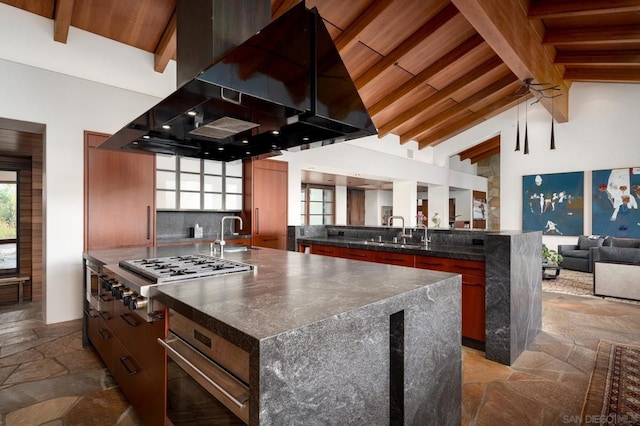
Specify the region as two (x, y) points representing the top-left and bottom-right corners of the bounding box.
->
(324, 215), (333, 225)
(156, 170), (176, 190)
(309, 188), (323, 202)
(323, 189), (333, 201)
(180, 173), (201, 191)
(204, 160), (223, 175)
(309, 202), (323, 214)
(204, 193), (223, 210)
(180, 192), (201, 209)
(225, 194), (242, 210)
(323, 203), (333, 214)
(226, 160), (243, 177)
(0, 243), (17, 271)
(0, 182), (17, 239)
(226, 177), (242, 193)
(156, 154), (176, 170)
(204, 175), (222, 192)
(309, 215), (323, 225)
(156, 190), (176, 209)
(300, 189), (306, 201)
(300, 215), (306, 226)
(180, 157), (201, 173)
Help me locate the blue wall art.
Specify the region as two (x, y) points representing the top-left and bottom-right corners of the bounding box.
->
(592, 167), (640, 238)
(522, 172), (584, 236)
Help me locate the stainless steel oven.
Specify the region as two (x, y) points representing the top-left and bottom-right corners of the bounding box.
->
(158, 309), (250, 425)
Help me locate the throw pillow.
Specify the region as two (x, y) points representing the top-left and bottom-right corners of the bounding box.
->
(609, 237), (640, 249)
(578, 235), (603, 250)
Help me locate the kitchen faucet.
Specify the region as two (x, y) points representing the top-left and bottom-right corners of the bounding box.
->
(218, 216), (243, 254)
(387, 215), (412, 242)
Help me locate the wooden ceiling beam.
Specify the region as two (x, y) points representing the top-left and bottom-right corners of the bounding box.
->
(154, 10), (176, 73)
(458, 134), (500, 160)
(271, 0), (300, 20)
(53, 0), (74, 44)
(334, 0), (396, 54)
(417, 94), (520, 148)
(369, 34), (485, 117)
(563, 67), (640, 83)
(355, 3), (460, 90)
(543, 25), (640, 45)
(378, 55), (502, 137)
(555, 50), (640, 65)
(468, 146), (500, 163)
(401, 73), (516, 143)
(451, 0), (569, 123)
(528, 0), (640, 19)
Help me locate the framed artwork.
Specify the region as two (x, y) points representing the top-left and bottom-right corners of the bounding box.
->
(592, 167), (640, 238)
(381, 206), (392, 226)
(522, 172), (584, 236)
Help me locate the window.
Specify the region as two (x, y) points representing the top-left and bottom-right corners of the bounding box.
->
(156, 155), (242, 211)
(301, 184), (334, 225)
(0, 170), (18, 273)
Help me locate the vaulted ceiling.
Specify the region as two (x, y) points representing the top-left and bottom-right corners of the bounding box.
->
(3, 0), (639, 156)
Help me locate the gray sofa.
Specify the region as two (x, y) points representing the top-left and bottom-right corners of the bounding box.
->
(558, 235), (606, 273)
(595, 237), (640, 264)
(593, 239), (640, 299)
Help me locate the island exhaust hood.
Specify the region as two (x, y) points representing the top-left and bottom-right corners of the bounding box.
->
(98, 0), (376, 161)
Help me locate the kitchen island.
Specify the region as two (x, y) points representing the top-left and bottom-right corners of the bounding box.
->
(84, 244), (462, 425)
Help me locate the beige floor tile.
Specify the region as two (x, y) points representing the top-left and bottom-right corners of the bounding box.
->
(5, 397), (79, 426)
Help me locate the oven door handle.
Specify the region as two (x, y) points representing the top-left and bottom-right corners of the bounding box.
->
(157, 335), (248, 411)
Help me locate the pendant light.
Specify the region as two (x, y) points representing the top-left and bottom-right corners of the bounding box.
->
(550, 98), (556, 150)
(523, 99), (529, 154)
(515, 101), (520, 151)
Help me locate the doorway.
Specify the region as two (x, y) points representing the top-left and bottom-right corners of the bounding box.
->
(347, 189), (365, 226)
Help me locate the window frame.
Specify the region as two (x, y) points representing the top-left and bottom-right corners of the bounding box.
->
(0, 169), (19, 275)
(156, 155), (243, 211)
(300, 184), (335, 226)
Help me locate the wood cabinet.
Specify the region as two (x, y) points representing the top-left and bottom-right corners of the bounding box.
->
(340, 247), (375, 262)
(374, 251), (415, 267)
(84, 131), (155, 251)
(242, 159), (288, 250)
(310, 244), (341, 257)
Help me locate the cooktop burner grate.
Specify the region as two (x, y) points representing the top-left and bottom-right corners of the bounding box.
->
(119, 254), (255, 283)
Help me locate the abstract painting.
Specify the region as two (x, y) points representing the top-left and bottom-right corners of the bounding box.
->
(522, 172), (584, 236)
(592, 167), (640, 238)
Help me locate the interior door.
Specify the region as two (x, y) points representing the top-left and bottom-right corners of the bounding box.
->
(347, 189), (365, 226)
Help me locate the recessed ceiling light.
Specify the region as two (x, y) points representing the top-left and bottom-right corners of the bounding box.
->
(242, 139), (249, 144)
(271, 130), (280, 135)
(162, 124), (171, 129)
(218, 147), (224, 151)
(302, 137), (309, 141)
(142, 135), (150, 139)
(271, 144), (277, 149)
(245, 151), (251, 155)
(132, 141), (139, 145)
(187, 111), (197, 116)
(203, 151), (209, 155)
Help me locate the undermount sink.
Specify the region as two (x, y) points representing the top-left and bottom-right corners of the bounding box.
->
(208, 243), (251, 254)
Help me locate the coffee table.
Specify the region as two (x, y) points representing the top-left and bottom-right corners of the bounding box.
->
(542, 264), (561, 280)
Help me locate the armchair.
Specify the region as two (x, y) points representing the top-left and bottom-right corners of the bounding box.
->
(558, 235), (605, 273)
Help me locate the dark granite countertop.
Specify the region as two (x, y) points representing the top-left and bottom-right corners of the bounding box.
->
(84, 245), (458, 352)
(156, 234), (251, 246)
(296, 236), (485, 261)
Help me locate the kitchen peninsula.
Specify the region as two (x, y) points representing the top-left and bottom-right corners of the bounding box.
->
(83, 244), (462, 425)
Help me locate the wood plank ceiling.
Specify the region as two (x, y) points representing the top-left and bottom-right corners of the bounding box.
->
(3, 0), (639, 159)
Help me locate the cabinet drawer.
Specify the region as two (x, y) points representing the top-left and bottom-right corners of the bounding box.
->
(253, 234), (286, 250)
(111, 301), (166, 369)
(310, 244), (341, 257)
(414, 255), (451, 272)
(340, 247), (375, 262)
(374, 251), (415, 267)
(111, 337), (165, 426)
(86, 307), (114, 371)
(448, 259), (485, 277)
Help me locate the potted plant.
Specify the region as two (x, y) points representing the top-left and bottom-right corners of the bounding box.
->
(542, 244), (563, 265)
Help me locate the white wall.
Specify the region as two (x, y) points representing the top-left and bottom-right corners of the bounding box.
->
(441, 82), (640, 249)
(0, 5), (175, 324)
(365, 190), (393, 226)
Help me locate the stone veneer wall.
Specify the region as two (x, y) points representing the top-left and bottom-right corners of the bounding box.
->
(477, 154), (500, 231)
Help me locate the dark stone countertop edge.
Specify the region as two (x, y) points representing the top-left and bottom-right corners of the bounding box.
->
(297, 237), (485, 262)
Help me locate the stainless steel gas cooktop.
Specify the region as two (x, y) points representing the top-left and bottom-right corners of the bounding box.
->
(119, 254), (255, 283)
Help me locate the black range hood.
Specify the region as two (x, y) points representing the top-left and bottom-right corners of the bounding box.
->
(99, 1), (376, 161)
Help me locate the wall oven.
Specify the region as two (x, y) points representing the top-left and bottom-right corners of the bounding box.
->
(158, 309), (250, 425)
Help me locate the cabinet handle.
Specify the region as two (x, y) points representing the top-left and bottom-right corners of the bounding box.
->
(120, 313), (140, 327)
(382, 257), (405, 262)
(158, 337), (248, 410)
(418, 261), (443, 267)
(255, 208), (259, 234)
(119, 356), (140, 375)
(98, 328), (111, 340)
(99, 294), (112, 302)
(463, 282), (484, 288)
(146, 205), (151, 240)
(98, 311), (111, 321)
(346, 252), (367, 257)
(85, 308), (99, 319)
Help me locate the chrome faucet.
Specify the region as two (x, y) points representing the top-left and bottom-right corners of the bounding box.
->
(387, 215), (412, 242)
(218, 216), (243, 254)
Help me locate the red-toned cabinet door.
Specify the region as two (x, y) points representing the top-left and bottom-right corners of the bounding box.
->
(374, 251), (414, 267)
(310, 244), (341, 257)
(461, 281), (485, 342)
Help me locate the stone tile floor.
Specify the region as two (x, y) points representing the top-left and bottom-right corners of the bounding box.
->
(1, 290), (640, 425)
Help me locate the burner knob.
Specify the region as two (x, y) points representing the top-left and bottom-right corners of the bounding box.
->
(129, 296), (147, 310)
(102, 278), (115, 291)
(114, 287), (131, 300)
(110, 283), (124, 296)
